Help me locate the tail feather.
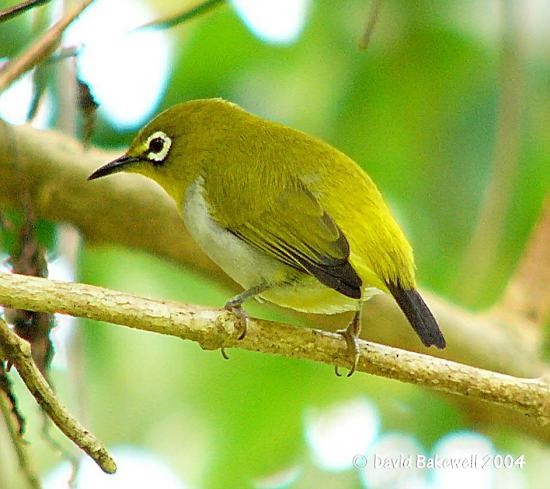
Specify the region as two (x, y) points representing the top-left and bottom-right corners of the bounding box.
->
(386, 282), (446, 349)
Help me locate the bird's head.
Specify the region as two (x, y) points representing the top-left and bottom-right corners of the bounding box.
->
(88, 98), (242, 204)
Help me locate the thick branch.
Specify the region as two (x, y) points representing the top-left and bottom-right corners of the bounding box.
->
(0, 272), (548, 423)
(0, 316), (116, 474)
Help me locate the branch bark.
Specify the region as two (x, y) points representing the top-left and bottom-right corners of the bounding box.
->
(0, 271), (548, 424)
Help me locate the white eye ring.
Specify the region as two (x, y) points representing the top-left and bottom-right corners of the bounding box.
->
(146, 131), (172, 163)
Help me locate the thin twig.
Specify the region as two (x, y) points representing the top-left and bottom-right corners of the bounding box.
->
(358, 0), (383, 50)
(0, 0), (94, 93)
(134, 0), (225, 32)
(6, 0), (223, 75)
(0, 318), (116, 474)
(0, 0), (50, 23)
(0, 272), (548, 423)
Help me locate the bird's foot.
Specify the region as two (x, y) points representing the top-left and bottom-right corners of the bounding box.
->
(224, 300), (249, 340)
(335, 311), (362, 377)
(220, 286), (267, 360)
(221, 301), (248, 360)
(220, 302), (249, 360)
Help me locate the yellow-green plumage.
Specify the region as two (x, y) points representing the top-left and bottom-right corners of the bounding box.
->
(89, 98), (446, 363)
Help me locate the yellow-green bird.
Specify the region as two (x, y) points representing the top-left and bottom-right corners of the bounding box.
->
(89, 98), (445, 375)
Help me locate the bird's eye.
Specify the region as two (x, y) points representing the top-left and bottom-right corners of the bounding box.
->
(149, 137), (164, 153)
(145, 131), (172, 164)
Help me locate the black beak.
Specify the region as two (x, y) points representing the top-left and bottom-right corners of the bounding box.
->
(88, 155), (142, 180)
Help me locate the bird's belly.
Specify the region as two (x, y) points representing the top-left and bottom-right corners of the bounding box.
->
(259, 278), (381, 314)
(183, 178), (381, 314)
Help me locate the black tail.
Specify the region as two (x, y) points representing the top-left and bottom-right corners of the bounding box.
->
(386, 282), (446, 349)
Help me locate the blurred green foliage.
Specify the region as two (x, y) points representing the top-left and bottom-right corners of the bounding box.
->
(1, 1), (549, 488)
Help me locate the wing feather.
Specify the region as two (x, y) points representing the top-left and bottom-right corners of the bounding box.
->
(228, 183), (362, 299)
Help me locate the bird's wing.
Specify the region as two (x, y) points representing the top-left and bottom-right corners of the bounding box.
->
(228, 183), (363, 299)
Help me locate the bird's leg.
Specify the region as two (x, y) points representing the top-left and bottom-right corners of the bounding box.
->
(335, 306), (363, 377)
(224, 284), (268, 340)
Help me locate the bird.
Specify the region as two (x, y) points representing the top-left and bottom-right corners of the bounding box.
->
(88, 98), (446, 375)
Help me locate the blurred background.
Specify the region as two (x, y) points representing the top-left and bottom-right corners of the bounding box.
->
(0, 0), (549, 488)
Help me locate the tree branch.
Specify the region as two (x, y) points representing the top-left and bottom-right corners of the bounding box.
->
(134, 0), (225, 32)
(0, 0), (51, 24)
(0, 315), (116, 474)
(0, 271), (548, 424)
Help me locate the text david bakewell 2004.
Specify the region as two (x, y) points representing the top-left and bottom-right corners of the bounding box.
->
(352, 453), (525, 470)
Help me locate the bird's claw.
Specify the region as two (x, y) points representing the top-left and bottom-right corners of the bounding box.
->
(224, 302), (249, 340)
(220, 298), (252, 360)
(334, 312), (362, 377)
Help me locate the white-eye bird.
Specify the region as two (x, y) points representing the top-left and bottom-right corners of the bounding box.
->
(89, 98), (446, 375)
